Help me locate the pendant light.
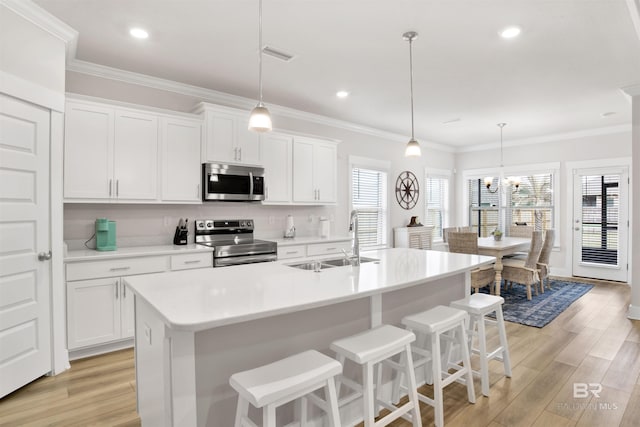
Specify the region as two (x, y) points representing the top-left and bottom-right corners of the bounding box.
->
(403, 31), (421, 157)
(248, 0), (272, 132)
(484, 123), (520, 193)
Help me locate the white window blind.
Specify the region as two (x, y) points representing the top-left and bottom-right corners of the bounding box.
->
(468, 178), (500, 237)
(425, 175), (449, 240)
(351, 167), (387, 249)
(579, 174), (619, 265)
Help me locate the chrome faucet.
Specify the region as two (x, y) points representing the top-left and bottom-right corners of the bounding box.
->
(348, 209), (360, 266)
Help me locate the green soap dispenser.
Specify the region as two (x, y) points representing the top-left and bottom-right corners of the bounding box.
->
(95, 218), (117, 251)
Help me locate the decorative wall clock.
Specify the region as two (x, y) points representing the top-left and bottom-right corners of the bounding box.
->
(395, 171), (419, 210)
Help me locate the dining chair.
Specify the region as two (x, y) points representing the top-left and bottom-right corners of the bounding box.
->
(447, 231), (495, 293)
(537, 229), (555, 291)
(501, 231), (543, 300)
(508, 225), (533, 238)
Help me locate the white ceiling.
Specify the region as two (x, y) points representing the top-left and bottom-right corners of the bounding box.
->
(35, 0), (640, 148)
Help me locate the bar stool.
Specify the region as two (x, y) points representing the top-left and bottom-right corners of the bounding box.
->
(229, 349), (342, 427)
(397, 305), (475, 427)
(330, 324), (422, 426)
(450, 293), (512, 397)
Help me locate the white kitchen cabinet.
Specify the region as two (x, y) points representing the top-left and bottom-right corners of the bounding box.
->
(292, 137), (337, 204)
(261, 132), (293, 204)
(63, 102), (114, 199)
(160, 117), (202, 202)
(64, 99), (160, 202)
(66, 277), (123, 349)
(113, 110), (158, 200)
(196, 103), (261, 166)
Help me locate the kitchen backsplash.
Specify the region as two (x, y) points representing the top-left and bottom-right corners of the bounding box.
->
(64, 203), (339, 250)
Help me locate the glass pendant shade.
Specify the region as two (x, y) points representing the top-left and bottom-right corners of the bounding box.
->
(405, 138), (421, 156)
(248, 103), (272, 132)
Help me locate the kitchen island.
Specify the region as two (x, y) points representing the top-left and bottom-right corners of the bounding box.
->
(125, 248), (494, 426)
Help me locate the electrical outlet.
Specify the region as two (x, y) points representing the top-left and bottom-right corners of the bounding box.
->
(144, 323), (152, 345)
(163, 216), (172, 227)
(268, 216), (275, 225)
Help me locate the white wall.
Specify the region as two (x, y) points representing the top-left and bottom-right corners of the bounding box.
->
(63, 72), (456, 248)
(455, 131), (632, 277)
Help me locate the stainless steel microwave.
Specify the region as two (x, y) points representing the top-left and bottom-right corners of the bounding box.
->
(202, 163), (265, 201)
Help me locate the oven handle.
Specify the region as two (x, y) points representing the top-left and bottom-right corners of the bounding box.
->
(249, 172), (254, 200)
(214, 253), (277, 267)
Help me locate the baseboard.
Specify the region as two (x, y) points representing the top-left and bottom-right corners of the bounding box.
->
(69, 338), (134, 361)
(628, 304), (640, 320)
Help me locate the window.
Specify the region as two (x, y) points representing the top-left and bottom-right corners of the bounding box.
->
(425, 171), (450, 241)
(465, 164), (558, 238)
(351, 163), (388, 249)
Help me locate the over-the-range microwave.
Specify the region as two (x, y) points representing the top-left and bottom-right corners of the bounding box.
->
(202, 163), (265, 202)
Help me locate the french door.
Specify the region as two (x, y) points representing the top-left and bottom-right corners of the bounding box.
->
(0, 94), (52, 397)
(572, 167), (629, 282)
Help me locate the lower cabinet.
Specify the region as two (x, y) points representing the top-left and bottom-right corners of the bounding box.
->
(67, 277), (133, 349)
(277, 239), (352, 260)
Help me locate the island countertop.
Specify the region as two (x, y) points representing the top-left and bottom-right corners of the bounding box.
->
(124, 248), (494, 332)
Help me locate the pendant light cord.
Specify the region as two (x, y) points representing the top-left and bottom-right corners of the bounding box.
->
(258, 0), (264, 105)
(498, 122), (506, 168)
(409, 36), (415, 140)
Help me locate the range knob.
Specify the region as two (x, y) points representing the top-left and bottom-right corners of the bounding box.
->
(246, 220), (252, 227)
(196, 220), (206, 230)
(205, 220), (214, 229)
(240, 221), (246, 227)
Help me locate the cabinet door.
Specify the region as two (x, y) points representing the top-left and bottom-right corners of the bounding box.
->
(236, 117), (261, 165)
(313, 142), (337, 203)
(292, 138), (315, 202)
(67, 278), (121, 349)
(121, 281), (135, 339)
(161, 117), (202, 202)
(203, 112), (236, 163)
(63, 102), (114, 199)
(114, 110), (159, 200)
(262, 133), (292, 203)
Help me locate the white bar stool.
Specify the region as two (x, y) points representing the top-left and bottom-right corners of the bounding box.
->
(450, 293), (512, 397)
(330, 324), (422, 427)
(398, 305), (475, 427)
(229, 349), (342, 427)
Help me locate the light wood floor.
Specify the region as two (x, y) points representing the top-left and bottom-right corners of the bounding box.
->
(1, 278), (639, 427)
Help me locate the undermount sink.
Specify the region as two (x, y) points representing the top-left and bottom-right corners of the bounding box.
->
(286, 256), (379, 271)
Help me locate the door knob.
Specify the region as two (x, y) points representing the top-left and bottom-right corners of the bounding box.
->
(38, 251), (52, 261)
(574, 227), (580, 231)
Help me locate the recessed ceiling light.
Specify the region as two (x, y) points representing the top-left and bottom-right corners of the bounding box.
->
(336, 91), (349, 98)
(129, 28), (149, 39)
(499, 26), (521, 39)
(601, 111), (617, 118)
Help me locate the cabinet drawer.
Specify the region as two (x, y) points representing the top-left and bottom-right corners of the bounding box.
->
(170, 252), (213, 270)
(66, 256), (168, 281)
(277, 245), (306, 260)
(306, 241), (351, 256)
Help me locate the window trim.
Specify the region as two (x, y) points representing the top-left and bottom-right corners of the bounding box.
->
(424, 168), (452, 243)
(349, 156), (391, 250)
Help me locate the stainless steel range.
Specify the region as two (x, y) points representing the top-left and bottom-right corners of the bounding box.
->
(195, 219), (277, 267)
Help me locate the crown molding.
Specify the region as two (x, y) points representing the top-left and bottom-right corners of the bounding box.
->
(627, 0), (640, 45)
(457, 124), (632, 153)
(1, 0), (78, 61)
(66, 58), (454, 153)
(622, 84), (640, 98)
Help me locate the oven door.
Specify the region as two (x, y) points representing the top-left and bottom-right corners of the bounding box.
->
(214, 253), (277, 267)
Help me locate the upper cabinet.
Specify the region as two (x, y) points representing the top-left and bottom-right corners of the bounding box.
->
(292, 137), (337, 204)
(195, 103), (261, 166)
(64, 97), (202, 204)
(261, 133), (293, 204)
(160, 117), (202, 203)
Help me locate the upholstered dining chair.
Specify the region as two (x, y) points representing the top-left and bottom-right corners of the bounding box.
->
(537, 229), (555, 292)
(502, 231), (544, 300)
(448, 231), (495, 293)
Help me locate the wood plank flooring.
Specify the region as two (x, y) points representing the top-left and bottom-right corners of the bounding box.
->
(1, 278), (638, 426)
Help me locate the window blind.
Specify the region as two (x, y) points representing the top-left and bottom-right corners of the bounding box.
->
(352, 167), (387, 248)
(468, 178), (500, 237)
(579, 174), (619, 265)
(425, 176), (448, 240)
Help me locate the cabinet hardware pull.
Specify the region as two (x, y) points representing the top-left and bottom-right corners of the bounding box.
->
(110, 266), (131, 271)
(234, 147), (238, 160)
(286, 251), (297, 255)
(123, 284), (127, 298)
(238, 147), (242, 161)
(116, 179), (119, 197)
(109, 179), (112, 196)
(197, 184), (200, 198)
(184, 260), (201, 264)
(326, 247), (337, 251)
(115, 282), (119, 299)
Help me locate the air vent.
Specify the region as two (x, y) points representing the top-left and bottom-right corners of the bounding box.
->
(262, 45), (295, 62)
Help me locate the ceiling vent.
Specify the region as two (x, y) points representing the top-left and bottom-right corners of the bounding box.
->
(262, 45), (295, 62)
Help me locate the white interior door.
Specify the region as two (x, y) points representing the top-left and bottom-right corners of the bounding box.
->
(572, 167), (629, 282)
(0, 94), (52, 398)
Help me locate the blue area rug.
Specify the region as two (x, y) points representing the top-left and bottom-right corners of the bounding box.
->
(481, 279), (594, 328)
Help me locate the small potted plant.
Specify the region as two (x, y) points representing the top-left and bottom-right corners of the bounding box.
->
(491, 228), (503, 241)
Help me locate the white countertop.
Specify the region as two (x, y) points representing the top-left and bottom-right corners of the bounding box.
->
(124, 248), (494, 332)
(272, 235), (351, 247)
(65, 244), (214, 262)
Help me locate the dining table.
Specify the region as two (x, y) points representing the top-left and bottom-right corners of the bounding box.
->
(477, 236), (531, 296)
